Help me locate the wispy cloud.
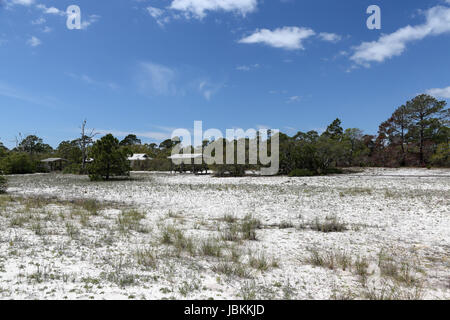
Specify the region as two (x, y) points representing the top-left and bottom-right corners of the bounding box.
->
(81, 14), (100, 30)
(136, 62), (177, 96)
(0, 82), (58, 108)
(351, 5), (450, 66)
(169, 0), (258, 19)
(426, 86), (450, 98)
(66, 73), (119, 90)
(236, 63), (259, 71)
(136, 62), (222, 100)
(198, 80), (223, 100)
(146, 6), (171, 27)
(27, 36), (41, 47)
(31, 17), (46, 25)
(7, 0), (35, 7)
(286, 95), (301, 103)
(36, 4), (65, 16)
(318, 32), (342, 43)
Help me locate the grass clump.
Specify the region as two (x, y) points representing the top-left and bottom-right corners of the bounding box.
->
(200, 238), (222, 257)
(65, 222), (80, 239)
(213, 261), (252, 278)
(117, 209), (147, 233)
(310, 217), (347, 233)
(160, 225), (196, 256)
(135, 248), (157, 269)
(240, 215), (261, 241)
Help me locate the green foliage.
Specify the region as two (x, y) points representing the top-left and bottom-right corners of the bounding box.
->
(430, 143), (450, 167)
(279, 123), (350, 175)
(57, 140), (82, 164)
(18, 135), (53, 154)
(0, 152), (36, 174)
(375, 94), (448, 166)
(0, 175), (7, 194)
(88, 134), (131, 181)
(119, 134), (141, 146)
(323, 118), (344, 140)
(62, 163), (82, 174)
(0, 142), (7, 158)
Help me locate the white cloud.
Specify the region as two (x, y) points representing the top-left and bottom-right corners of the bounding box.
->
(169, 0), (258, 19)
(351, 5), (450, 66)
(146, 6), (171, 27)
(426, 86), (450, 98)
(239, 26), (315, 50)
(36, 4), (64, 15)
(10, 0), (34, 6)
(27, 36), (41, 47)
(318, 32), (342, 42)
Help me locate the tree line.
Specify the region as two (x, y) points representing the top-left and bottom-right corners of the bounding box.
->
(0, 94), (448, 180)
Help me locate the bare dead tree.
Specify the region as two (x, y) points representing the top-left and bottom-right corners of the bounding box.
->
(79, 120), (98, 172)
(14, 133), (24, 152)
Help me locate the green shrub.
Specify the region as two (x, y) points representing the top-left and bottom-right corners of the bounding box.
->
(0, 152), (36, 174)
(0, 175), (7, 194)
(288, 168), (316, 177)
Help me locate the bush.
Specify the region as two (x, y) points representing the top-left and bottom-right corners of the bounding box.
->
(0, 152), (36, 174)
(0, 175), (6, 193)
(288, 168), (316, 177)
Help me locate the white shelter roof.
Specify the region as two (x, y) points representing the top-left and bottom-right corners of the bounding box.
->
(128, 154), (150, 161)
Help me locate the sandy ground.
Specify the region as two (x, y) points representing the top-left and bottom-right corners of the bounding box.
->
(0, 168), (449, 300)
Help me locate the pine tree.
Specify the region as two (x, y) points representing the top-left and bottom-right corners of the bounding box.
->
(406, 94), (447, 165)
(88, 134), (131, 181)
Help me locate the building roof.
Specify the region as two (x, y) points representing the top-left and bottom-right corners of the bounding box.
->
(41, 158), (67, 163)
(168, 153), (209, 160)
(128, 153), (151, 161)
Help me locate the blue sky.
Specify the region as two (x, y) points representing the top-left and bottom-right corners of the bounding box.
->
(1, 0), (450, 148)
